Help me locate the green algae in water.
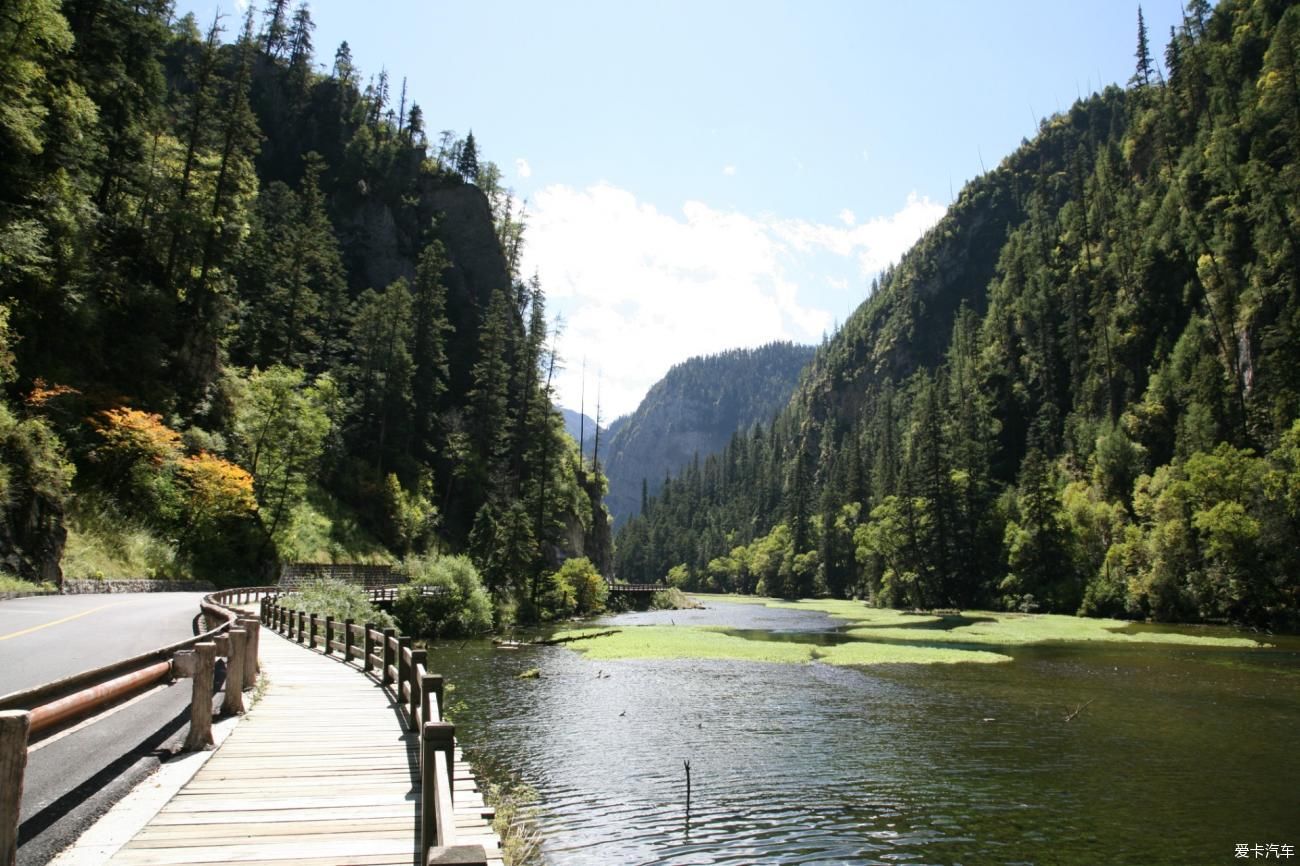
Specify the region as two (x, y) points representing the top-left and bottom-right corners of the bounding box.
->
(843, 614), (1263, 647)
(552, 624), (1009, 666)
(692, 593), (1265, 648)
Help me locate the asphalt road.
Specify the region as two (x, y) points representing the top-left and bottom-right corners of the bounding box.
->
(0, 593), (213, 866)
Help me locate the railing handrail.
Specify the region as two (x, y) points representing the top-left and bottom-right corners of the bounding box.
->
(1, 585), (274, 865)
(0, 587), (275, 716)
(261, 593), (486, 866)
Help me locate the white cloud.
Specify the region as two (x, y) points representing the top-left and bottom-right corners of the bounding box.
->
(515, 158), (532, 179)
(839, 208), (856, 226)
(520, 184), (944, 418)
(770, 192), (946, 276)
(722, 164), (737, 176)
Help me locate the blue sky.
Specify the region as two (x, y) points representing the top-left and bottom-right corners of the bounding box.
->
(181, 0), (1190, 418)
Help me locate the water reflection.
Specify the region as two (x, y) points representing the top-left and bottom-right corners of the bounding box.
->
(435, 602), (1300, 865)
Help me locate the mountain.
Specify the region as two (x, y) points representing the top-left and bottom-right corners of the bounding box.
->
(0, 1), (610, 617)
(600, 343), (816, 527)
(560, 409), (602, 449)
(616, 0), (1300, 629)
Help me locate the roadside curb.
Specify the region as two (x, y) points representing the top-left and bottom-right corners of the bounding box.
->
(45, 703), (244, 865)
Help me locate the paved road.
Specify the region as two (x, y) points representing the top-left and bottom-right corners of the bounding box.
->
(0, 593), (212, 866)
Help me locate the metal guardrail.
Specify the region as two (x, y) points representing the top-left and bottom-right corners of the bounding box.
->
(261, 593), (487, 866)
(0, 586), (277, 865)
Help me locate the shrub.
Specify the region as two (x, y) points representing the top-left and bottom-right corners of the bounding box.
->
(540, 569), (575, 619)
(559, 557), (608, 616)
(281, 578), (396, 631)
(394, 554), (493, 639)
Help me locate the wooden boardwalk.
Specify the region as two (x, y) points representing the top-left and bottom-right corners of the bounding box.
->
(107, 626), (502, 866)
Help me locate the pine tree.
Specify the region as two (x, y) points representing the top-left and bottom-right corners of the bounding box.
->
(262, 0), (291, 58)
(410, 239), (453, 462)
(466, 285), (515, 498)
(1131, 6), (1153, 88)
(331, 41), (354, 84)
(458, 130), (480, 182)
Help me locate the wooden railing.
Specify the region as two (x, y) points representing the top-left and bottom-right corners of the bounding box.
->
(366, 583), (445, 604)
(260, 594), (487, 866)
(607, 581), (666, 593)
(0, 586), (276, 866)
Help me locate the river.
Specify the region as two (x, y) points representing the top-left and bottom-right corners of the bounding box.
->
(432, 600), (1300, 865)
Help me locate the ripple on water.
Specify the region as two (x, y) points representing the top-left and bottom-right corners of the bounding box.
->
(441, 603), (1300, 866)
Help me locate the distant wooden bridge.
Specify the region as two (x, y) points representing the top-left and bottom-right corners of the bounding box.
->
(605, 582), (665, 594)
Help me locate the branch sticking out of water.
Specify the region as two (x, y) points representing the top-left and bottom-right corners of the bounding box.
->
(536, 629), (621, 645)
(1064, 699), (1095, 722)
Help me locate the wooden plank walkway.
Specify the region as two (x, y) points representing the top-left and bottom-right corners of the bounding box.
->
(107, 626), (502, 866)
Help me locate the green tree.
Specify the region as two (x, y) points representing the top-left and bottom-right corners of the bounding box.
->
(227, 365), (333, 553)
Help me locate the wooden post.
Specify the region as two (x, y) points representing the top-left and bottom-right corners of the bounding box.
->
(425, 673), (445, 721)
(297, 610), (306, 643)
(381, 628), (396, 687)
(308, 614), (318, 650)
(397, 637), (412, 723)
(323, 616), (334, 655)
(222, 628), (246, 716)
(363, 623), (376, 673)
(424, 721), (456, 801)
(343, 619), (354, 663)
(426, 846), (489, 865)
(421, 720), (456, 856)
(410, 649), (427, 728)
(1, 711), (30, 866)
(183, 643), (216, 751)
(238, 616), (260, 688)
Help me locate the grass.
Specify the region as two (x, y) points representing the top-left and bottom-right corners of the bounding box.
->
(276, 486), (393, 565)
(692, 594), (1264, 648)
(61, 495), (182, 580)
(0, 573), (55, 593)
(484, 781), (543, 866)
(552, 625), (1010, 666)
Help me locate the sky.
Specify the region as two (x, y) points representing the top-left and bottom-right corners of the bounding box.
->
(180, 0), (1191, 420)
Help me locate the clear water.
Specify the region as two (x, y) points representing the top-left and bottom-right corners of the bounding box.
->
(433, 602), (1300, 865)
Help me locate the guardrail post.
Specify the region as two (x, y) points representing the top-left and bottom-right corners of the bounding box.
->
(238, 616), (260, 688)
(343, 619), (354, 663)
(410, 649), (427, 729)
(323, 616), (334, 656)
(363, 623), (376, 673)
(183, 642), (216, 751)
(297, 610), (306, 643)
(381, 628), (396, 687)
(308, 614), (318, 650)
(222, 628), (247, 716)
(424, 720), (456, 801)
(1, 711), (30, 866)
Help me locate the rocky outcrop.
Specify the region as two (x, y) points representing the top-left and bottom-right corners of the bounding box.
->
(602, 343), (815, 526)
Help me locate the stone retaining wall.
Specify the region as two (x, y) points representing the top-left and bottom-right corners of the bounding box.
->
(60, 579), (217, 594)
(0, 589), (60, 601)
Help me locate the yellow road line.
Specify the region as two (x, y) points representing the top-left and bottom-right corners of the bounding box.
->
(0, 601), (126, 641)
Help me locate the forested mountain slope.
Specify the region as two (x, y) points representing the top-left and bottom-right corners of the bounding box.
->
(617, 0), (1300, 628)
(0, 0), (609, 619)
(600, 342), (815, 527)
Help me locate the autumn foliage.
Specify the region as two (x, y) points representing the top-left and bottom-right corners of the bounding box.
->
(178, 452), (257, 523)
(92, 407), (182, 467)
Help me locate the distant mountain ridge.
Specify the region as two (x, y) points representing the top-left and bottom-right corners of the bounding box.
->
(600, 342), (816, 526)
(560, 408), (600, 447)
